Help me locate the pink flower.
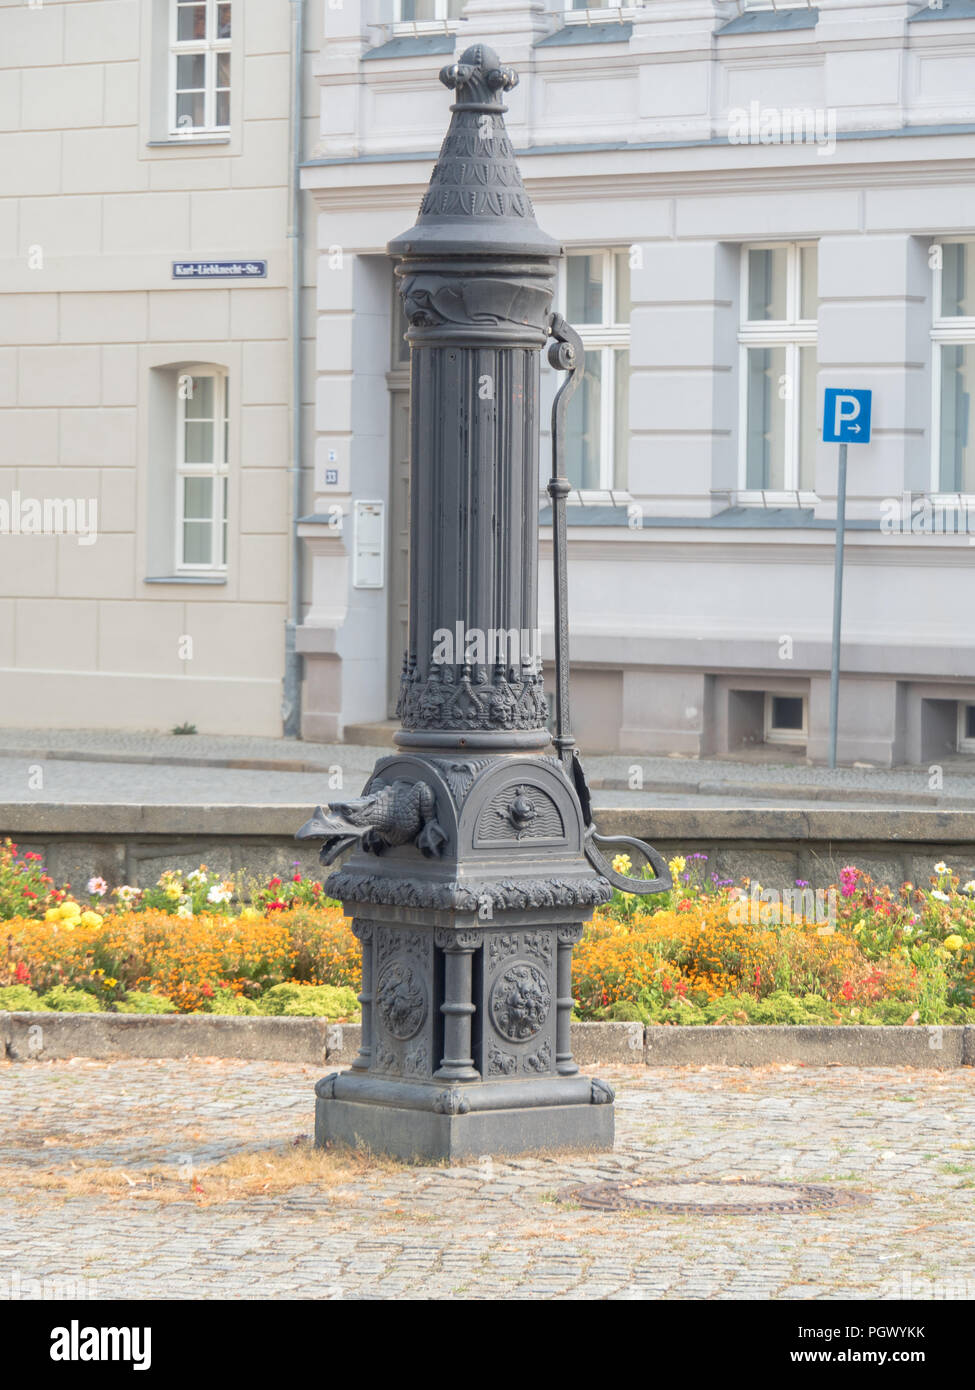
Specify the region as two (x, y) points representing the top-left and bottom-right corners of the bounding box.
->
(839, 865), (859, 898)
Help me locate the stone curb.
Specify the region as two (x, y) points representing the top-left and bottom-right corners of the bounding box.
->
(2, 1013), (971, 1068)
(8, 803), (975, 841)
(643, 1023), (966, 1069)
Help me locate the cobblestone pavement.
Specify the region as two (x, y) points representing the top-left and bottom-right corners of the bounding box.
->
(2, 1058), (973, 1300)
(2, 726), (974, 807)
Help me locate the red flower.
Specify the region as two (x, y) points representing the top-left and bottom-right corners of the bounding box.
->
(662, 976), (672, 993)
(268, 877), (282, 889)
(200, 983), (215, 999)
(14, 962), (30, 985)
(840, 980), (854, 1002)
(292, 874), (301, 883)
(23, 890), (37, 899)
(266, 899), (285, 913)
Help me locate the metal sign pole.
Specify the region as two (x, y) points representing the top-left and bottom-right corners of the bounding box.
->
(827, 440), (848, 770)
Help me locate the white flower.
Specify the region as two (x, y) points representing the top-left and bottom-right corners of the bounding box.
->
(931, 890), (950, 903)
(176, 904), (193, 918)
(186, 868), (207, 886)
(207, 884), (232, 904)
(114, 884), (139, 903)
(934, 861), (950, 874)
(87, 876), (108, 897)
(963, 881), (975, 895)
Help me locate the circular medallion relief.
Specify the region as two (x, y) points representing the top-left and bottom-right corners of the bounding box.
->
(490, 961), (551, 1042)
(376, 960), (427, 1041)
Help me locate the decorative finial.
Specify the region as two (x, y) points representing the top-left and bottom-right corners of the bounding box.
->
(439, 43), (518, 111)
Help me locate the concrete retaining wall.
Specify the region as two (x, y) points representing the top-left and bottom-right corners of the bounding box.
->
(5, 804), (975, 891)
(3, 1014), (971, 1068)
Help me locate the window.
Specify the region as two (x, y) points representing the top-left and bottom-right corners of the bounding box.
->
(560, 250), (631, 491)
(764, 693), (807, 745)
(738, 243), (818, 496)
(932, 242), (975, 494)
(394, 0), (464, 20)
(170, 0), (232, 135)
(958, 703), (975, 753)
(176, 372), (229, 571)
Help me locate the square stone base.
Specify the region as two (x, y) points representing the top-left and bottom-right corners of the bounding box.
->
(315, 1097), (614, 1164)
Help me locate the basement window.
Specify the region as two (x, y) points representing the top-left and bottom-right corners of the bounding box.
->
(958, 703), (975, 752)
(764, 693), (807, 744)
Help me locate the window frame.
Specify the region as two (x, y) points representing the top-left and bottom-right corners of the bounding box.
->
(557, 247), (631, 496)
(563, 2), (639, 16)
(175, 369), (229, 575)
(958, 702), (975, 754)
(391, 0), (465, 25)
(737, 240), (818, 504)
(169, 0), (232, 138)
(930, 238), (975, 497)
(764, 691), (808, 745)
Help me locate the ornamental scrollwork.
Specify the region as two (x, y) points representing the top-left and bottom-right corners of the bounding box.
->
(432, 1088), (471, 1115)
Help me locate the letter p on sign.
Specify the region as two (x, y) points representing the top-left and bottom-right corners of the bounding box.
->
(823, 387), (872, 443)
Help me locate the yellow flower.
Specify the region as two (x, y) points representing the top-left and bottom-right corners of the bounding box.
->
(612, 853), (633, 876)
(668, 856), (686, 877)
(80, 911), (103, 928)
(103, 977), (118, 989)
(44, 907), (61, 921)
(944, 934), (964, 952)
(59, 901), (81, 919)
(165, 886), (181, 901)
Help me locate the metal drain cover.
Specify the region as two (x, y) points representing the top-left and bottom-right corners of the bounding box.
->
(559, 1179), (869, 1215)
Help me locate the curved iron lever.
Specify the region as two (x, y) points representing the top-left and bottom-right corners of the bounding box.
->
(585, 832), (672, 895)
(547, 311), (672, 899)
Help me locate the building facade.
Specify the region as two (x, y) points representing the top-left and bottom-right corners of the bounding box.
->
(301, 0), (975, 766)
(3, 0), (975, 766)
(0, 0), (320, 735)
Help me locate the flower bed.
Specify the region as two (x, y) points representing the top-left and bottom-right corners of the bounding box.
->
(1, 840), (973, 1023)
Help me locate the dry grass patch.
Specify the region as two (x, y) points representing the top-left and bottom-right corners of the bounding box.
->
(3, 1139), (404, 1206)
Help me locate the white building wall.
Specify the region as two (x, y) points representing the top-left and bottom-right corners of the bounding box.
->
(0, 0), (322, 735)
(299, 0), (975, 764)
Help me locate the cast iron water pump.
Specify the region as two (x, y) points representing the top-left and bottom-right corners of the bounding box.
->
(298, 44), (669, 1161)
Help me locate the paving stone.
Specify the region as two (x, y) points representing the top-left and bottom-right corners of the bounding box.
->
(2, 1058), (974, 1300)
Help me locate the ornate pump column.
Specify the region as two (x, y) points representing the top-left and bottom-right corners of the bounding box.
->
(298, 44), (665, 1162)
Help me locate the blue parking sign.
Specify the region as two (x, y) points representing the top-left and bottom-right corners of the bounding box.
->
(823, 388), (872, 443)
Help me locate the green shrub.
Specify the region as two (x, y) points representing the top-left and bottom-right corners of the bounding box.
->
(606, 1000), (647, 1024)
(39, 985), (103, 1012)
(0, 984), (49, 1011)
(259, 982), (360, 1018)
(113, 991), (178, 1015)
(205, 988), (261, 1015)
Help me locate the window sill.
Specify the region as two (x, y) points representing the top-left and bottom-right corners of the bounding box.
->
(717, 7), (819, 36)
(145, 574), (228, 585)
(535, 19), (634, 47)
(538, 501), (632, 527)
(363, 32), (457, 61)
(147, 136), (232, 147)
(736, 491), (819, 507)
